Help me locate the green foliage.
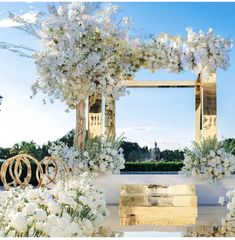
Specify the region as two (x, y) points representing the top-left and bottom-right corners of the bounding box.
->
(187, 137), (222, 157)
(185, 137), (235, 158)
(122, 161), (183, 172)
(120, 141), (150, 161)
(54, 129), (75, 148)
(0, 147), (12, 159)
(160, 149), (184, 162)
(222, 138), (235, 154)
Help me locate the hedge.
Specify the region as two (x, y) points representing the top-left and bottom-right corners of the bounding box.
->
(122, 161), (184, 172)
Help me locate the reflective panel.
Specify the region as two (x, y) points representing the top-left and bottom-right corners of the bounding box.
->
(103, 205), (234, 237)
(88, 93), (102, 138)
(105, 95), (116, 138)
(119, 184), (198, 226)
(195, 74), (203, 143)
(203, 73), (217, 140)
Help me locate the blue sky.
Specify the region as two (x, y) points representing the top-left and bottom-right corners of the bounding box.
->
(0, 2), (235, 150)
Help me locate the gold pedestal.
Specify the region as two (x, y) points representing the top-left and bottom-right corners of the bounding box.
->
(119, 184), (198, 226)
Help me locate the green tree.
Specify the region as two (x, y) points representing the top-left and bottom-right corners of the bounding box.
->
(161, 149), (184, 161)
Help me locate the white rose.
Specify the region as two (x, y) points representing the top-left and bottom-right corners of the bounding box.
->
(111, 149), (117, 157)
(35, 221), (44, 231)
(10, 212), (27, 233)
(27, 189), (40, 199)
(83, 151), (89, 157)
(48, 226), (65, 237)
(47, 214), (58, 226)
(34, 209), (47, 221)
(210, 150), (216, 157)
(71, 222), (82, 236)
(47, 201), (60, 215)
(24, 203), (37, 215)
(42, 222), (52, 236)
(58, 192), (75, 206)
(78, 162), (84, 169)
(70, 179), (79, 189)
(79, 196), (88, 205)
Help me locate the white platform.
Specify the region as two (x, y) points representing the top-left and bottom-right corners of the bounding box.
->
(94, 174), (235, 205)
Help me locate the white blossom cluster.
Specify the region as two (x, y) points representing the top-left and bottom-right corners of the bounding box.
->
(1, 3), (232, 110)
(0, 173), (109, 237)
(31, 3), (138, 109)
(180, 138), (235, 184)
(142, 28), (233, 78)
(49, 136), (125, 175)
(218, 189), (235, 237)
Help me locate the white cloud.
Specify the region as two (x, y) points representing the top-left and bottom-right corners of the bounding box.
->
(0, 12), (37, 28)
(117, 126), (154, 133)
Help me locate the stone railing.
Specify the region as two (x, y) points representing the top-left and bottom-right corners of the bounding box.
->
(0, 154), (68, 190)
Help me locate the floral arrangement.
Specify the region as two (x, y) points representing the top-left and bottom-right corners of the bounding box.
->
(0, 173), (109, 237)
(180, 138), (235, 184)
(182, 225), (224, 237)
(183, 190), (235, 237)
(0, 3), (232, 110)
(48, 135), (125, 175)
(30, 3), (139, 108)
(218, 189), (235, 237)
(141, 28), (233, 78)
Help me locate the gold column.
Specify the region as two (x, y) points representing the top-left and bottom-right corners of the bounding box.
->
(74, 100), (86, 150)
(195, 74), (203, 143)
(202, 72), (217, 140)
(105, 95), (116, 138)
(88, 93), (102, 138)
(195, 71), (217, 143)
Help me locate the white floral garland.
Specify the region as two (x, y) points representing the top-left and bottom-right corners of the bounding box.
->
(0, 173), (109, 237)
(1, 3), (233, 110)
(48, 136), (125, 175)
(180, 138), (235, 184)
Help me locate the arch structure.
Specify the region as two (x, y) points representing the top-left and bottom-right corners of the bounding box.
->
(87, 69), (216, 143)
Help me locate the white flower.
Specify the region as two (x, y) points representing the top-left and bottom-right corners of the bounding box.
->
(10, 212), (27, 233)
(71, 222), (82, 236)
(47, 200), (60, 215)
(58, 192), (75, 205)
(218, 196), (225, 205)
(49, 136), (125, 176)
(34, 209), (47, 221)
(210, 150), (216, 157)
(26, 189), (40, 199)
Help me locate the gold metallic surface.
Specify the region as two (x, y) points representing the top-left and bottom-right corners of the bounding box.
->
(0, 154), (69, 190)
(0, 154), (43, 189)
(123, 74), (217, 143)
(41, 156), (68, 185)
(120, 216), (197, 226)
(125, 80), (195, 88)
(202, 73), (217, 140)
(119, 184), (198, 226)
(105, 95), (116, 138)
(74, 100), (86, 150)
(195, 74), (203, 143)
(88, 94), (103, 138)
(121, 184), (196, 195)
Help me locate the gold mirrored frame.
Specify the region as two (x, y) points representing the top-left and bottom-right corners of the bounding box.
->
(87, 71), (217, 143)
